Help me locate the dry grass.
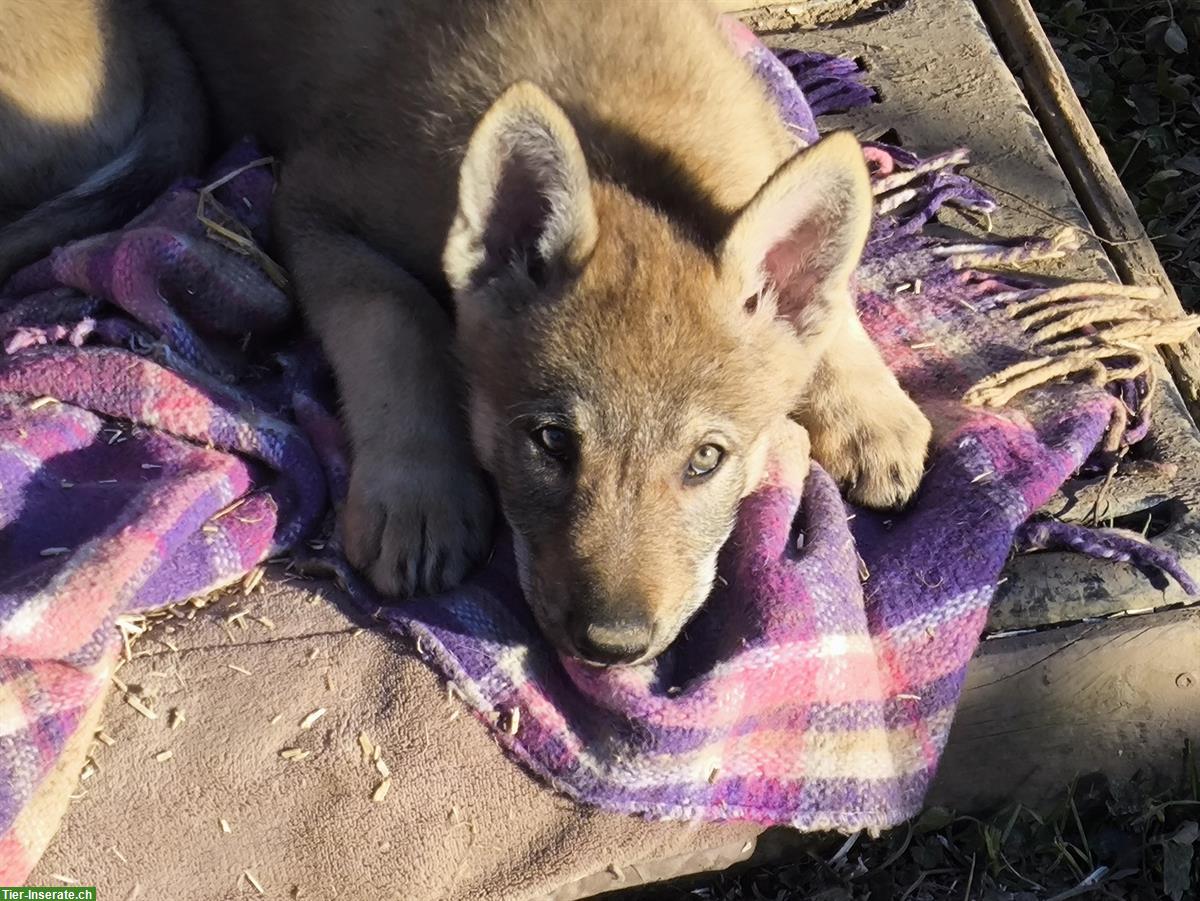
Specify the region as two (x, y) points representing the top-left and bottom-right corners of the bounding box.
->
(630, 752), (1200, 900)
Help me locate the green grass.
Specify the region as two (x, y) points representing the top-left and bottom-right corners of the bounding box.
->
(1032, 0), (1200, 310)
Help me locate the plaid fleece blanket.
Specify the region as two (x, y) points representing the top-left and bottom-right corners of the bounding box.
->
(1, 19), (1196, 880)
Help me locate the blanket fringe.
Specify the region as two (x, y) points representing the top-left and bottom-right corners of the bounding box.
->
(933, 225), (1081, 268)
(961, 257), (1200, 409)
(1016, 519), (1199, 594)
(873, 149), (972, 214)
(777, 49), (878, 119)
(865, 144), (995, 237)
(860, 136), (1200, 419)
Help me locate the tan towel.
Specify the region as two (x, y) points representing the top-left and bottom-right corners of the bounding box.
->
(29, 576), (759, 899)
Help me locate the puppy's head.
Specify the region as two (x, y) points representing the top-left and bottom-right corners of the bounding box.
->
(444, 83), (871, 665)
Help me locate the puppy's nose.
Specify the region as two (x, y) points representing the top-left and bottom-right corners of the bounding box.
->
(571, 616), (653, 666)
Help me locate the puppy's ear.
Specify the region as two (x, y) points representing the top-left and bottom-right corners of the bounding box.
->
(719, 131), (872, 348)
(444, 82), (597, 297)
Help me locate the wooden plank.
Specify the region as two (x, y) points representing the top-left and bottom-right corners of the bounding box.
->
(930, 607), (1200, 810)
(975, 0), (1200, 413)
(713, 0), (890, 31)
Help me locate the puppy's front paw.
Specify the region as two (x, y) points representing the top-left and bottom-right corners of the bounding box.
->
(810, 387), (931, 509)
(343, 447), (495, 598)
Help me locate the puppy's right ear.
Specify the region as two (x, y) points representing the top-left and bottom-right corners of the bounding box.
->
(444, 82), (598, 298)
(718, 131), (872, 350)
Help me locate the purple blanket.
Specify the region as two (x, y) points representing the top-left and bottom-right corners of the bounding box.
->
(1, 21), (1195, 880)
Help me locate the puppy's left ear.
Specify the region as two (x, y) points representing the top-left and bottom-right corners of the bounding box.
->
(444, 81), (598, 297)
(719, 131), (872, 348)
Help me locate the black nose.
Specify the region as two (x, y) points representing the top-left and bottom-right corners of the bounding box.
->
(570, 616), (653, 666)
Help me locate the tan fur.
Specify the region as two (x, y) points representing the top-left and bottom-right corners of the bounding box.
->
(0, 0), (137, 210)
(146, 0), (925, 661)
(0, 0), (206, 282)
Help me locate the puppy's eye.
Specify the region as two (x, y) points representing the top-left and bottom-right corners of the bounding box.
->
(533, 425), (574, 461)
(686, 443), (724, 480)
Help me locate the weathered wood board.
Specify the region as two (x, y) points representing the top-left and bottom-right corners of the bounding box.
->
(934, 607), (1200, 810)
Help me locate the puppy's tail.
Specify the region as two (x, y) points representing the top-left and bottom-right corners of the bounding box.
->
(0, 10), (208, 285)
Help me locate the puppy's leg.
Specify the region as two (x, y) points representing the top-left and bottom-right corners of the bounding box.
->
(796, 314), (931, 509)
(279, 212), (494, 598)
